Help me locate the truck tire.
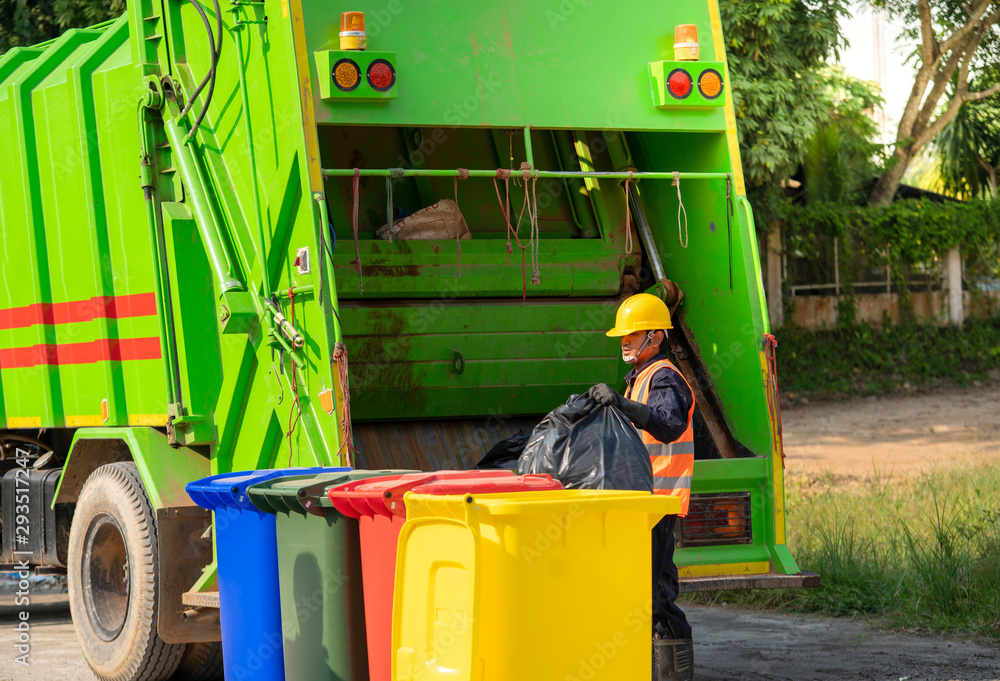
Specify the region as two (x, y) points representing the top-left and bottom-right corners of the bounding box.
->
(172, 642), (224, 681)
(68, 462), (185, 681)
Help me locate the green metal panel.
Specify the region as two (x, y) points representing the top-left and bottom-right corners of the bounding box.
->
(299, 0), (728, 131)
(314, 50), (398, 100)
(0, 22), (167, 430)
(648, 61), (727, 109)
(342, 300), (625, 420)
(56, 427), (211, 509)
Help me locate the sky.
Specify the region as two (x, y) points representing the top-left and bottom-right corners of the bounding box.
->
(837, 5), (912, 144)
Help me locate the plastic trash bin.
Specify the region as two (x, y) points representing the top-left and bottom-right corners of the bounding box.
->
(392, 489), (679, 681)
(245, 470), (417, 681)
(186, 467), (340, 681)
(327, 470), (562, 681)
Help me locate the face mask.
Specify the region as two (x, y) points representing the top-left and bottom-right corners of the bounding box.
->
(622, 332), (654, 364)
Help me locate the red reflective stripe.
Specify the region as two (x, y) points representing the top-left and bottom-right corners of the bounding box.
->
(0, 293), (157, 330)
(0, 337), (161, 368)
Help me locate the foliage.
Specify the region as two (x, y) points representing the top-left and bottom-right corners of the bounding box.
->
(878, 0), (1000, 71)
(776, 316), (1000, 399)
(685, 462), (1000, 640)
(720, 0), (852, 212)
(0, 0), (125, 54)
(802, 66), (886, 205)
(867, 0), (1000, 205)
(782, 198), (1000, 294)
(932, 69), (1000, 199)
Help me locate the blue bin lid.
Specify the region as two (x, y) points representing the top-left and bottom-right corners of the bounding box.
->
(186, 467), (350, 512)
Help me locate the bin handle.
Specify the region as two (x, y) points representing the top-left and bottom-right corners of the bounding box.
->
(446, 493), (680, 519)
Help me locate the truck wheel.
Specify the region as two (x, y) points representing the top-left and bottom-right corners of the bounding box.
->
(172, 642), (224, 681)
(68, 462), (185, 681)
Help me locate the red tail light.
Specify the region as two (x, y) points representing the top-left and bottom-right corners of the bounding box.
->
(668, 69), (693, 99)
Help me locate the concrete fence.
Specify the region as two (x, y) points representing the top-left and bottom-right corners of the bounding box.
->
(764, 224), (1000, 330)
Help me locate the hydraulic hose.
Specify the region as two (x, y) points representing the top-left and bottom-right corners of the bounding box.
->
(179, 0), (223, 139)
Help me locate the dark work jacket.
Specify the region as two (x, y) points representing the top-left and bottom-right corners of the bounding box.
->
(623, 352), (694, 444)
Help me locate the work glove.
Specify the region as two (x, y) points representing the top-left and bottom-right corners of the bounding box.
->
(589, 384), (651, 428)
(588, 383), (620, 407)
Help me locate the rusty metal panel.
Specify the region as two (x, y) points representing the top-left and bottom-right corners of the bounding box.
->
(156, 506), (220, 643)
(680, 572), (820, 593)
(354, 416), (541, 471)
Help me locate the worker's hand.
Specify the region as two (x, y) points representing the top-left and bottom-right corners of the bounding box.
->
(588, 383), (620, 408)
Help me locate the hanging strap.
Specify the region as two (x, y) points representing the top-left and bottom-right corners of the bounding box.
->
(454, 167), (469, 277)
(384, 167), (405, 245)
(624, 171), (635, 254)
(520, 162), (541, 287)
(494, 168), (529, 301)
(351, 168), (364, 293)
(332, 341), (358, 467)
(285, 288), (302, 465)
(763, 333), (785, 469)
(672, 171), (689, 249)
(385, 177), (394, 244)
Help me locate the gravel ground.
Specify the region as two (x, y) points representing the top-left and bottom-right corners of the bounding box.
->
(1, 594), (997, 681)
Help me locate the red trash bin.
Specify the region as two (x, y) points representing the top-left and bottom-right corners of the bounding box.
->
(327, 470), (563, 681)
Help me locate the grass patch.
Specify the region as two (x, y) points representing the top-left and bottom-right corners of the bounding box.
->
(778, 316), (1000, 401)
(681, 462), (1000, 639)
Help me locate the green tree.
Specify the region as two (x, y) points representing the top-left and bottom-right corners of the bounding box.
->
(868, 0), (1000, 205)
(932, 72), (1000, 199)
(0, 0), (124, 55)
(721, 0), (852, 213)
(803, 66), (885, 204)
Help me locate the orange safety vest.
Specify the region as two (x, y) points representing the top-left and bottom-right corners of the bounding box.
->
(625, 358), (695, 516)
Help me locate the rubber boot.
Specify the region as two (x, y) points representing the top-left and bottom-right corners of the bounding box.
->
(653, 638), (694, 681)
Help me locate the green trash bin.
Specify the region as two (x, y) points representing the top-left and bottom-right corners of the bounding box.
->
(247, 469), (418, 681)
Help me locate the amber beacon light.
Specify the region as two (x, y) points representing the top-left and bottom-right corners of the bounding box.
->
(340, 11), (366, 50)
(698, 68), (723, 99)
(674, 24), (699, 60)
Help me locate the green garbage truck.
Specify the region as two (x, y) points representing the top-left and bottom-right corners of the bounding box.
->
(0, 0), (814, 679)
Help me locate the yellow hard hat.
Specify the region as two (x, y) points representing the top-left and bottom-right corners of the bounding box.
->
(606, 293), (672, 336)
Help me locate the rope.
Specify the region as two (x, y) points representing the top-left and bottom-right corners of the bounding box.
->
(530, 172), (540, 286)
(332, 341), (358, 467)
(763, 334), (785, 469)
(519, 162), (541, 287)
(672, 171), (689, 248)
(454, 167), (470, 278)
(285, 288), (302, 465)
(493, 168), (521, 256)
(624, 171), (634, 254)
(492, 169), (528, 300)
(351, 168), (364, 292)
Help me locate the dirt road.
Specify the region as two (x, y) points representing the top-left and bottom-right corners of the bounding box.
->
(782, 384), (1000, 478)
(2, 596), (998, 681)
(692, 605), (999, 681)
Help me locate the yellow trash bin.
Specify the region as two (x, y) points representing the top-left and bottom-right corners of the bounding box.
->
(391, 490), (679, 681)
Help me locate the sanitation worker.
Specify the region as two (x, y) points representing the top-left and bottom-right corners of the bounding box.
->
(589, 292), (695, 681)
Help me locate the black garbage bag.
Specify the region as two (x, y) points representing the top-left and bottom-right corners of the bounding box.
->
(475, 429), (530, 470)
(517, 393), (653, 491)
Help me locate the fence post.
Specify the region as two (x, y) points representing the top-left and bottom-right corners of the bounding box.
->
(946, 247), (963, 326)
(767, 221), (784, 328)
